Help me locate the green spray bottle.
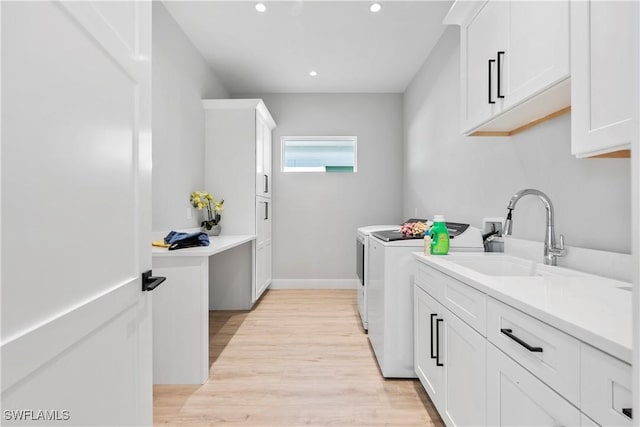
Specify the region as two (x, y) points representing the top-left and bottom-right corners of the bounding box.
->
(430, 215), (450, 255)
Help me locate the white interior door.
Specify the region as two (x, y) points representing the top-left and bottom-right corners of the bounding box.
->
(1, 1), (152, 425)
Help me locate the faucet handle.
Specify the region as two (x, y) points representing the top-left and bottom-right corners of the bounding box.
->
(551, 234), (567, 258)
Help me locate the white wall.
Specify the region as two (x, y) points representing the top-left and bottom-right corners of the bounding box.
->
(152, 3), (229, 231)
(240, 94), (404, 284)
(404, 27), (631, 254)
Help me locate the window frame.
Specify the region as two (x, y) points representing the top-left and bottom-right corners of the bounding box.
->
(280, 136), (358, 173)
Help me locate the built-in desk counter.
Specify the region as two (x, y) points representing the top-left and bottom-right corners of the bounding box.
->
(152, 234), (255, 258)
(152, 234), (255, 384)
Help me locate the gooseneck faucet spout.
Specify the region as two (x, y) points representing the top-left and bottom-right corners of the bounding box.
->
(503, 189), (566, 265)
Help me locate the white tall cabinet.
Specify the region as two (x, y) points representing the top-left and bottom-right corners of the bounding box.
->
(203, 99), (276, 305)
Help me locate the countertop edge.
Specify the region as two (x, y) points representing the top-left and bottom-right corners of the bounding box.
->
(152, 235), (256, 257)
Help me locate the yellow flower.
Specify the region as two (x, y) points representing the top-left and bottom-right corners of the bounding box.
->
(190, 191), (223, 212)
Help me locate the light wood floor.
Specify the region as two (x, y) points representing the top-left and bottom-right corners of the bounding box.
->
(154, 289), (444, 426)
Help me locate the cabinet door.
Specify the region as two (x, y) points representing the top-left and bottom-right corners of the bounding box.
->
(486, 343), (580, 426)
(413, 285), (445, 407)
(580, 344), (633, 427)
(462, 0), (508, 131)
(254, 198), (267, 302)
(503, 0), (569, 109)
(571, 1), (636, 157)
(255, 115), (266, 196)
(264, 200), (272, 286)
(441, 309), (486, 426)
(262, 119), (272, 197)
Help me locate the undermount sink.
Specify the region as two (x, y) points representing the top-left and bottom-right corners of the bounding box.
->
(445, 255), (579, 278)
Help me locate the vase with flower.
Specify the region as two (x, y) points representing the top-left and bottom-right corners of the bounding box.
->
(190, 191), (224, 236)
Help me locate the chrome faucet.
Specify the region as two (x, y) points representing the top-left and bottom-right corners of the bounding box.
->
(503, 189), (566, 265)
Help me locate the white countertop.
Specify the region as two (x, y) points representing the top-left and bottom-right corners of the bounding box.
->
(413, 252), (632, 364)
(152, 234), (255, 257)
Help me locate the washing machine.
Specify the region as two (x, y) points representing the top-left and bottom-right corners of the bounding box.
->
(356, 225), (399, 330)
(367, 223), (484, 378)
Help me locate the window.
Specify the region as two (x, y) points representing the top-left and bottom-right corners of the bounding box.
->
(282, 136), (357, 173)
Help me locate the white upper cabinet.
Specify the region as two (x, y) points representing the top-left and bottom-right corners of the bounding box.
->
(203, 99), (276, 235)
(447, 0), (570, 135)
(255, 109), (273, 197)
(503, 1), (570, 109)
(571, 1), (637, 158)
(463, 1), (508, 128)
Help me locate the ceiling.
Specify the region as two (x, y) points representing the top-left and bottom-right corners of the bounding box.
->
(163, 1), (453, 94)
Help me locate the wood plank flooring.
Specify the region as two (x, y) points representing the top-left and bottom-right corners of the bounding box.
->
(154, 289), (444, 426)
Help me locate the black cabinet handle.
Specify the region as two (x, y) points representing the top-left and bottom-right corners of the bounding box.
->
(265, 201), (269, 220)
(430, 313), (437, 359)
(501, 328), (543, 352)
(488, 59), (496, 104)
(497, 51), (505, 98)
(436, 318), (444, 367)
(142, 270), (166, 292)
(623, 408), (632, 419)
(264, 174), (269, 193)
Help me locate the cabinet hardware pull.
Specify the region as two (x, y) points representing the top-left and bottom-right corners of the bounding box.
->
(265, 202), (269, 220)
(264, 174), (269, 193)
(436, 318), (444, 367)
(430, 313), (437, 359)
(142, 270), (166, 292)
(623, 408), (632, 419)
(500, 328), (543, 352)
(497, 51), (505, 98)
(488, 59), (496, 104)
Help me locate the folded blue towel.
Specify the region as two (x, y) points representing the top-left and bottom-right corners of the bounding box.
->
(164, 231), (210, 251)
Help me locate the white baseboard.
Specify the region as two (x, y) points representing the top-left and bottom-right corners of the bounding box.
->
(269, 279), (358, 290)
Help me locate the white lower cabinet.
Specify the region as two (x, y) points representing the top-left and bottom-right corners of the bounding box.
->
(442, 306), (486, 426)
(414, 259), (631, 427)
(486, 297), (580, 405)
(255, 197), (271, 302)
(580, 344), (633, 427)
(414, 285), (486, 426)
(486, 343), (580, 426)
(414, 285), (444, 402)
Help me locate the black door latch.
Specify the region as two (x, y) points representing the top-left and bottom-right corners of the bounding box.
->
(142, 270), (166, 292)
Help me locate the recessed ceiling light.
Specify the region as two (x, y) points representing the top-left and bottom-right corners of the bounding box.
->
(255, 3), (266, 12)
(370, 3), (382, 13)
(309, 71), (318, 77)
